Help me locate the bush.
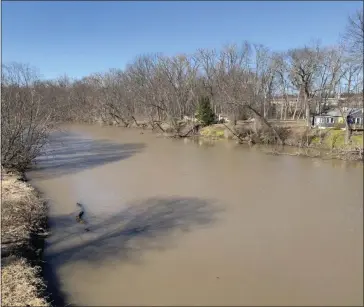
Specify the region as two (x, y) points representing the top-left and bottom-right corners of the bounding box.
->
(259, 126), (291, 145)
(195, 96), (215, 126)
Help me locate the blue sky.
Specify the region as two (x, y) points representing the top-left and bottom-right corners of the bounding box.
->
(2, 1), (362, 79)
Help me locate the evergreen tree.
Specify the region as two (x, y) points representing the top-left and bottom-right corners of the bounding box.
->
(195, 96), (215, 126)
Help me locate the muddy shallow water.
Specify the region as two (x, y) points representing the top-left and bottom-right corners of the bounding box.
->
(28, 124), (363, 306)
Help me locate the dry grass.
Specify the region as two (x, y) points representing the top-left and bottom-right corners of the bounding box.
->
(1, 171), (49, 307)
(1, 171), (47, 245)
(1, 258), (49, 307)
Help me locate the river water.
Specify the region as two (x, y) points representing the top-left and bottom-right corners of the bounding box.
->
(28, 124), (363, 306)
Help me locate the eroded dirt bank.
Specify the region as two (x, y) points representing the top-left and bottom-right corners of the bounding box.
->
(28, 124), (363, 306)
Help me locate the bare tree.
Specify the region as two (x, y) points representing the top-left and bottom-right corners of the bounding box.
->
(286, 44), (324, 126)
(195, 48), (219, 110)
(1, 63), (55, 171)
(125, 54), (168, 127)
(251, 44), (277, 119)
(343, 9), (364, 69)
(156, 54), (199, 126)
(338, 54), (363, 144)
(215, 43), (283, 143)
(215, 43), (252, 123)
(271, 52), (296, 119)
(311, 44), (363, 144)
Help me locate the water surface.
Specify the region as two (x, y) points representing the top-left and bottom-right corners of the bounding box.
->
(28, 124), (363, 306)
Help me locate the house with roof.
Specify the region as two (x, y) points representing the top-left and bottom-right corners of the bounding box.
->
(350, 108), (364, 128)
(312, 108), (363, 129)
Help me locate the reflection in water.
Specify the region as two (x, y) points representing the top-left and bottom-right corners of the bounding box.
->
(28, 125), (363, 306)
(329, 157), (363, 170)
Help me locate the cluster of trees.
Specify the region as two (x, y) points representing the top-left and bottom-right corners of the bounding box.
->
(1, 9), (363, 170)
(1, 64), (56, 170)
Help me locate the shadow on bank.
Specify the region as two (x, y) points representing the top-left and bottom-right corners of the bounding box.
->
(44, 197), (223, 306)
(31, 131), (146, 180)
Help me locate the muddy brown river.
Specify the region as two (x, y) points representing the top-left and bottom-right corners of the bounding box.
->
(28, 124), (363, 306)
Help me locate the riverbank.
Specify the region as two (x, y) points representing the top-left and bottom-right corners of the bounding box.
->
(97, 119), (363, 161)
(198, 123), (363, 161)
(1, 170), (50, 307)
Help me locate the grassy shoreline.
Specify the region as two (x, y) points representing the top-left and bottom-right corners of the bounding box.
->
(1, 170), (50, 307)
(198, 124), (363, 161)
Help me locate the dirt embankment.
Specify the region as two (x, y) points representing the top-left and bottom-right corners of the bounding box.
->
(1, 170), (50, 307)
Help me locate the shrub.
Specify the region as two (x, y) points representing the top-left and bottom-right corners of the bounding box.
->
(195, 96), (215, 126)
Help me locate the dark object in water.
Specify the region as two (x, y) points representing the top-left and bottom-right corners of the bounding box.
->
(76, 211), (84, 223)
(18, 176), (28, 182)
(76, 202), (85, 223)
(76, 202), (90, 232)
(76, 211), (84, 220)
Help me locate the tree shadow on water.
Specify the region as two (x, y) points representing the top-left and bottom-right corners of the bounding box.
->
(45, 197), (222, 306)
(30, 132), (145, 179)
(49, 197), (223, 265)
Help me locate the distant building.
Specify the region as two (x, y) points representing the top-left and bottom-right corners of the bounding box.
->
(312, 108), (363, 129)
(271, 95), (298, 107)
(350, 108), (364, 126)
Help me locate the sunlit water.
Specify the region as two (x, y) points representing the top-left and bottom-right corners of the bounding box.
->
(28, 124), (363, 306)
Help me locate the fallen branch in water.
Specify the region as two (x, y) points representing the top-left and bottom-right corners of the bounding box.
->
(150, 120), (166, 133)
(267, 148), (322, 158)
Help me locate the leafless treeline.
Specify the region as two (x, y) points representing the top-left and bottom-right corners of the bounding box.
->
(1, 10), (363, 170)
(12, 43), (363, 125)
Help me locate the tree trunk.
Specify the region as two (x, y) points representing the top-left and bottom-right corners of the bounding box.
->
(345, 120), (352, 145)
(284, 103), (287, 120)
(305, 104), (311, 128)
(338, 107), (352, 145)
(292, 102), (298, 120)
